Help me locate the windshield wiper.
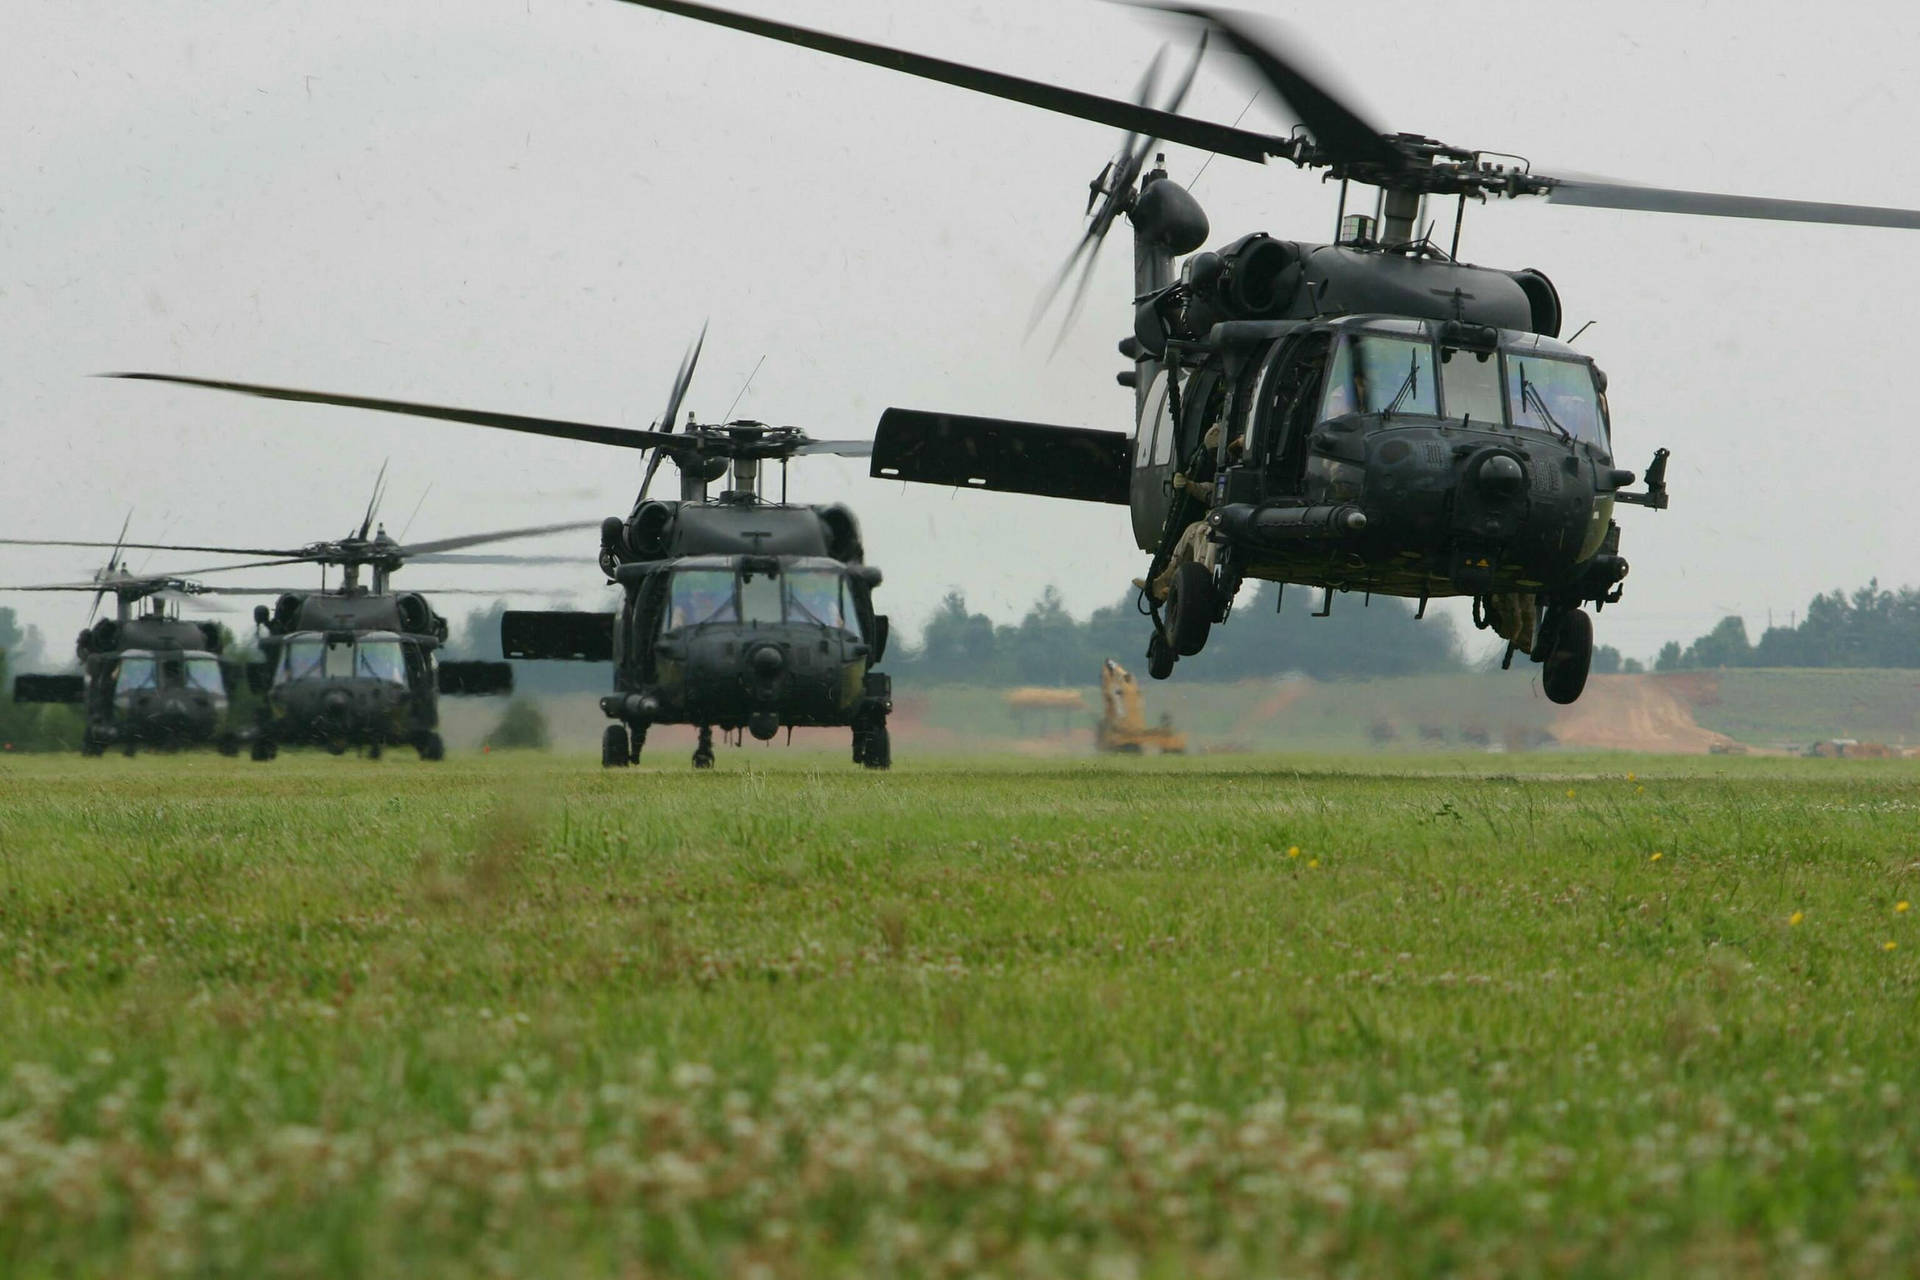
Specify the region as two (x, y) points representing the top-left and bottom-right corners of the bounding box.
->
(1519, 368), (1574, 443)
(1383, 352), (1421, 418)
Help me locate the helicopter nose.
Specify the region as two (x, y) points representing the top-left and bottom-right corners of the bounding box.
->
(749, 645), (785, 676)
(1476, 453), (1525, 499)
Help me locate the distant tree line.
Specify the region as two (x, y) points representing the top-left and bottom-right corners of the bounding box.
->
(894, 583), (1465, 685)
(1655, 581), (1920, 671)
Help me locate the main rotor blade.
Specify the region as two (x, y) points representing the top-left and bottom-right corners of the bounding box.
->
(359, 459), (390, 541)
(0, 536), (307, 557)
(1542, 177), (1920, 230)
(616, 0), (1284, 164)
(407, 553), (589, 566)
(103, 373), (687, 453)
(642, 322), (709, 500)
(793, 438), (875, 457)
(1151, 4), (1400, 173)
(394, 519), (601, 558)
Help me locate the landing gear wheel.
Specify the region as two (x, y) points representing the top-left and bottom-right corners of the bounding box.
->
(80, 731), (105, 758)
(602, 723), (630, 769)
(416, 732), (445, 762)
(121, 742), (138, 758)
(862, 723), (891, 770)
(692, 725), (715, 770)
(216, 734), (240, 758)
(1541, 607), (1594, 706)
(250, 738), (278, 763)
(852, 728), (869, 765)
(1146, 630), (1176, 681)
(1165, 562), (1216, 657)
(367, 743), (383, 761)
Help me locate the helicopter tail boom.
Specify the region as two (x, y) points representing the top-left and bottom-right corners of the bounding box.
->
(872, 409), (1131, 505)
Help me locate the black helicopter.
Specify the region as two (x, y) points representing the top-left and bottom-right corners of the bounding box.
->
(109, 340), (896, 770)
(4, 522), (251, 755)
(13, 482), (592, 760)
(622, 0), (1920, 703)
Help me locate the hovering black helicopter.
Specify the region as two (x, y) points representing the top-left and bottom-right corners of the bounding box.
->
(14, 479), (591, 760)
(622, 0), (1920, 702)
(110, 340), (895, 770)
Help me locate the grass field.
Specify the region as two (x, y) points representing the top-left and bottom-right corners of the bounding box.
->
(2, 751), (1917, 1277)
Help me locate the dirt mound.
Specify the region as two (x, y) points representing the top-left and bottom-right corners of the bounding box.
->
(1551, 674), (1737, 754)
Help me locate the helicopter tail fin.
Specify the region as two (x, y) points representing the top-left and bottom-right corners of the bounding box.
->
(871, 409), (1131, 505)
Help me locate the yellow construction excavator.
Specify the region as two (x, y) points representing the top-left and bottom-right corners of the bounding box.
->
(1096, 659), (1186, 754)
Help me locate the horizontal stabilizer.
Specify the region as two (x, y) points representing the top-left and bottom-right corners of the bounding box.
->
(13, 674), (85, 704)
(871, 409), (1131, 505)
(501, 611), (615, 662)
(437, 661), (515, 697)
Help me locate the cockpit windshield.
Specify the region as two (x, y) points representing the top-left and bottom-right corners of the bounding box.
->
(114, 654), (158, 694)
(1321, 335), (1439, 419)
(279, 637), (325, 684)
(182, 654), (224, 695)
(786, 569), (856, 633)
(354, 638), (407, 685)
(666, 570), (738, 629)
(1508, 354), (1607, 445)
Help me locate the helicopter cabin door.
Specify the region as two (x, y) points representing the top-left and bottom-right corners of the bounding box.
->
(1130, 368), (1177, 549)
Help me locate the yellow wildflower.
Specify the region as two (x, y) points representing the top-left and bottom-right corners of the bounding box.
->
(1627, 772), (1636, 782)
(1636, 786), (1645, 795)
(1307, 858), (1320, 868)
(1789, 911), (1804, 927)
(1566, 788), (1576, 798)
(1886, 941), (1899, 952)
(1287, 846), (1301, 859)
(1898, 901), (1911, 914)
(1650, 852), (1664, 863)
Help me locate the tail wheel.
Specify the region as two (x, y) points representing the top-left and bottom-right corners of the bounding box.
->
(692, 725), (715, 770)
(1542, 608), (1594, 705)
(250, 738), (278, 763)
(1164, 562), (1216, 656)
(417, 732), (445, 762)
(602, 723), (631, 769)
(1146, 630), (1176, 681)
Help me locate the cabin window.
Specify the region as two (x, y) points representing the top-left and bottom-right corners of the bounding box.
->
(182, 655), (224, 694)
(666, 570), (737, 629)
(1508, 354), (1607, 445)
(1440, 345), (1505, 426)
(1322, 335), (1438, 418)
(1135, 374), (1172, 470)
(355, 639), (407, 685)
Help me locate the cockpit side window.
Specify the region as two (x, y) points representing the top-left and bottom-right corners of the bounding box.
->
(665, 569), (737, 630)
(1508, 354), (1608, 446)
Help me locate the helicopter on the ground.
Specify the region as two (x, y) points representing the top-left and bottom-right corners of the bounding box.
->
(10, 485), (592, 760)
(109, 339), (896, 770)
(622, 0), (1920, 703)
(5, 525), (245, 755)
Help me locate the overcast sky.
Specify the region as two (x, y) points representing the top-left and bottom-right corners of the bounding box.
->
(8, 0), (1920, 670)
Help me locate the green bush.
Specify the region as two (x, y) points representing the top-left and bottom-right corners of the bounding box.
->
(482, 698), (551, 751)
